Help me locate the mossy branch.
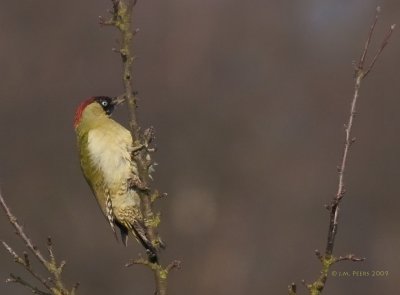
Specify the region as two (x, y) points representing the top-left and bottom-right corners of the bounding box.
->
(100, 1), (179, 294)
(289, 6), (395, 294)
(0, 191), (78, 295)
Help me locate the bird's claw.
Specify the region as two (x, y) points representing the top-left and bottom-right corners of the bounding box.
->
(128, 176), (149, 191)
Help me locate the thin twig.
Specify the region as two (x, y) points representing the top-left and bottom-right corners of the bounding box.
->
(165, 260), (181, 272)
(2, 241), (53, 291)
(358, 6), (380, 70)
(1, 190), (73, 295)
(290, 6), (395, 295)
(0, 192), (49, 268)
(363, 24), (396, 78)
(334, 254), (365, 263)
(326, 5), (395, 259)
(6, 273), (51, 295)
(47, 237), (56, 265)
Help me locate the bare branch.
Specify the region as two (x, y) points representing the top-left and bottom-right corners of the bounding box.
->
(165, 260), (181, 273)
(47, 237), (56, 266)
(6, 273), (51, 295)
(334, 254), (365, 263)
(1, 190), (75, 295)
(125, 254), (151, 268)
(100, 1), (180, 294)
(289, 6), (395, 295)
(2, 241), (53, 292)
(314, 249), (323, 261)
(0, 192), (49, 268)
(326, 4), (395, 259)
(363, 24), (396, 78)
(151, 191), (168, 203)
(23, 252), (30, 268)
(358, 6), (380, 70)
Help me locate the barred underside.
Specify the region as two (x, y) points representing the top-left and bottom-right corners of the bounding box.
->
(105, 192), (115, 234)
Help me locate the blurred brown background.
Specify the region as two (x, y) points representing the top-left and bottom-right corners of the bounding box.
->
(1, 1), (399, 294)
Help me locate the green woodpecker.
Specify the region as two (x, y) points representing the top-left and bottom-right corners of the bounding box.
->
(74, 96), (158, 263)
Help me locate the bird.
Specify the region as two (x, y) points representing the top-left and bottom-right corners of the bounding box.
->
(74, 96), (158, 263)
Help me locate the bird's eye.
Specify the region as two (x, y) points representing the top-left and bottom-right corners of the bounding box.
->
(101, 100), (108, 107)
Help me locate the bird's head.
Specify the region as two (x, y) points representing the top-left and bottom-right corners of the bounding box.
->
(74, 96), (125, 129)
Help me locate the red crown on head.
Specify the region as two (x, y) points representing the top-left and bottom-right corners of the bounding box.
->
(74, 97), (96, 128)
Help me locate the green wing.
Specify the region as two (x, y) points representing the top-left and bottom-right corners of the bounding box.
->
(77, 131), (115, 233)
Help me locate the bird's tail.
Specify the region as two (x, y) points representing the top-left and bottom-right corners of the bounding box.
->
(130, 221), (159, 264)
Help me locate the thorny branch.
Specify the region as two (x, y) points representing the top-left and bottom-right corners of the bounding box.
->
(0, 191), (79, 295)
(289, 6), (395, 295)
(100, 1), (179, 295)
(325, 6), (395, 259)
